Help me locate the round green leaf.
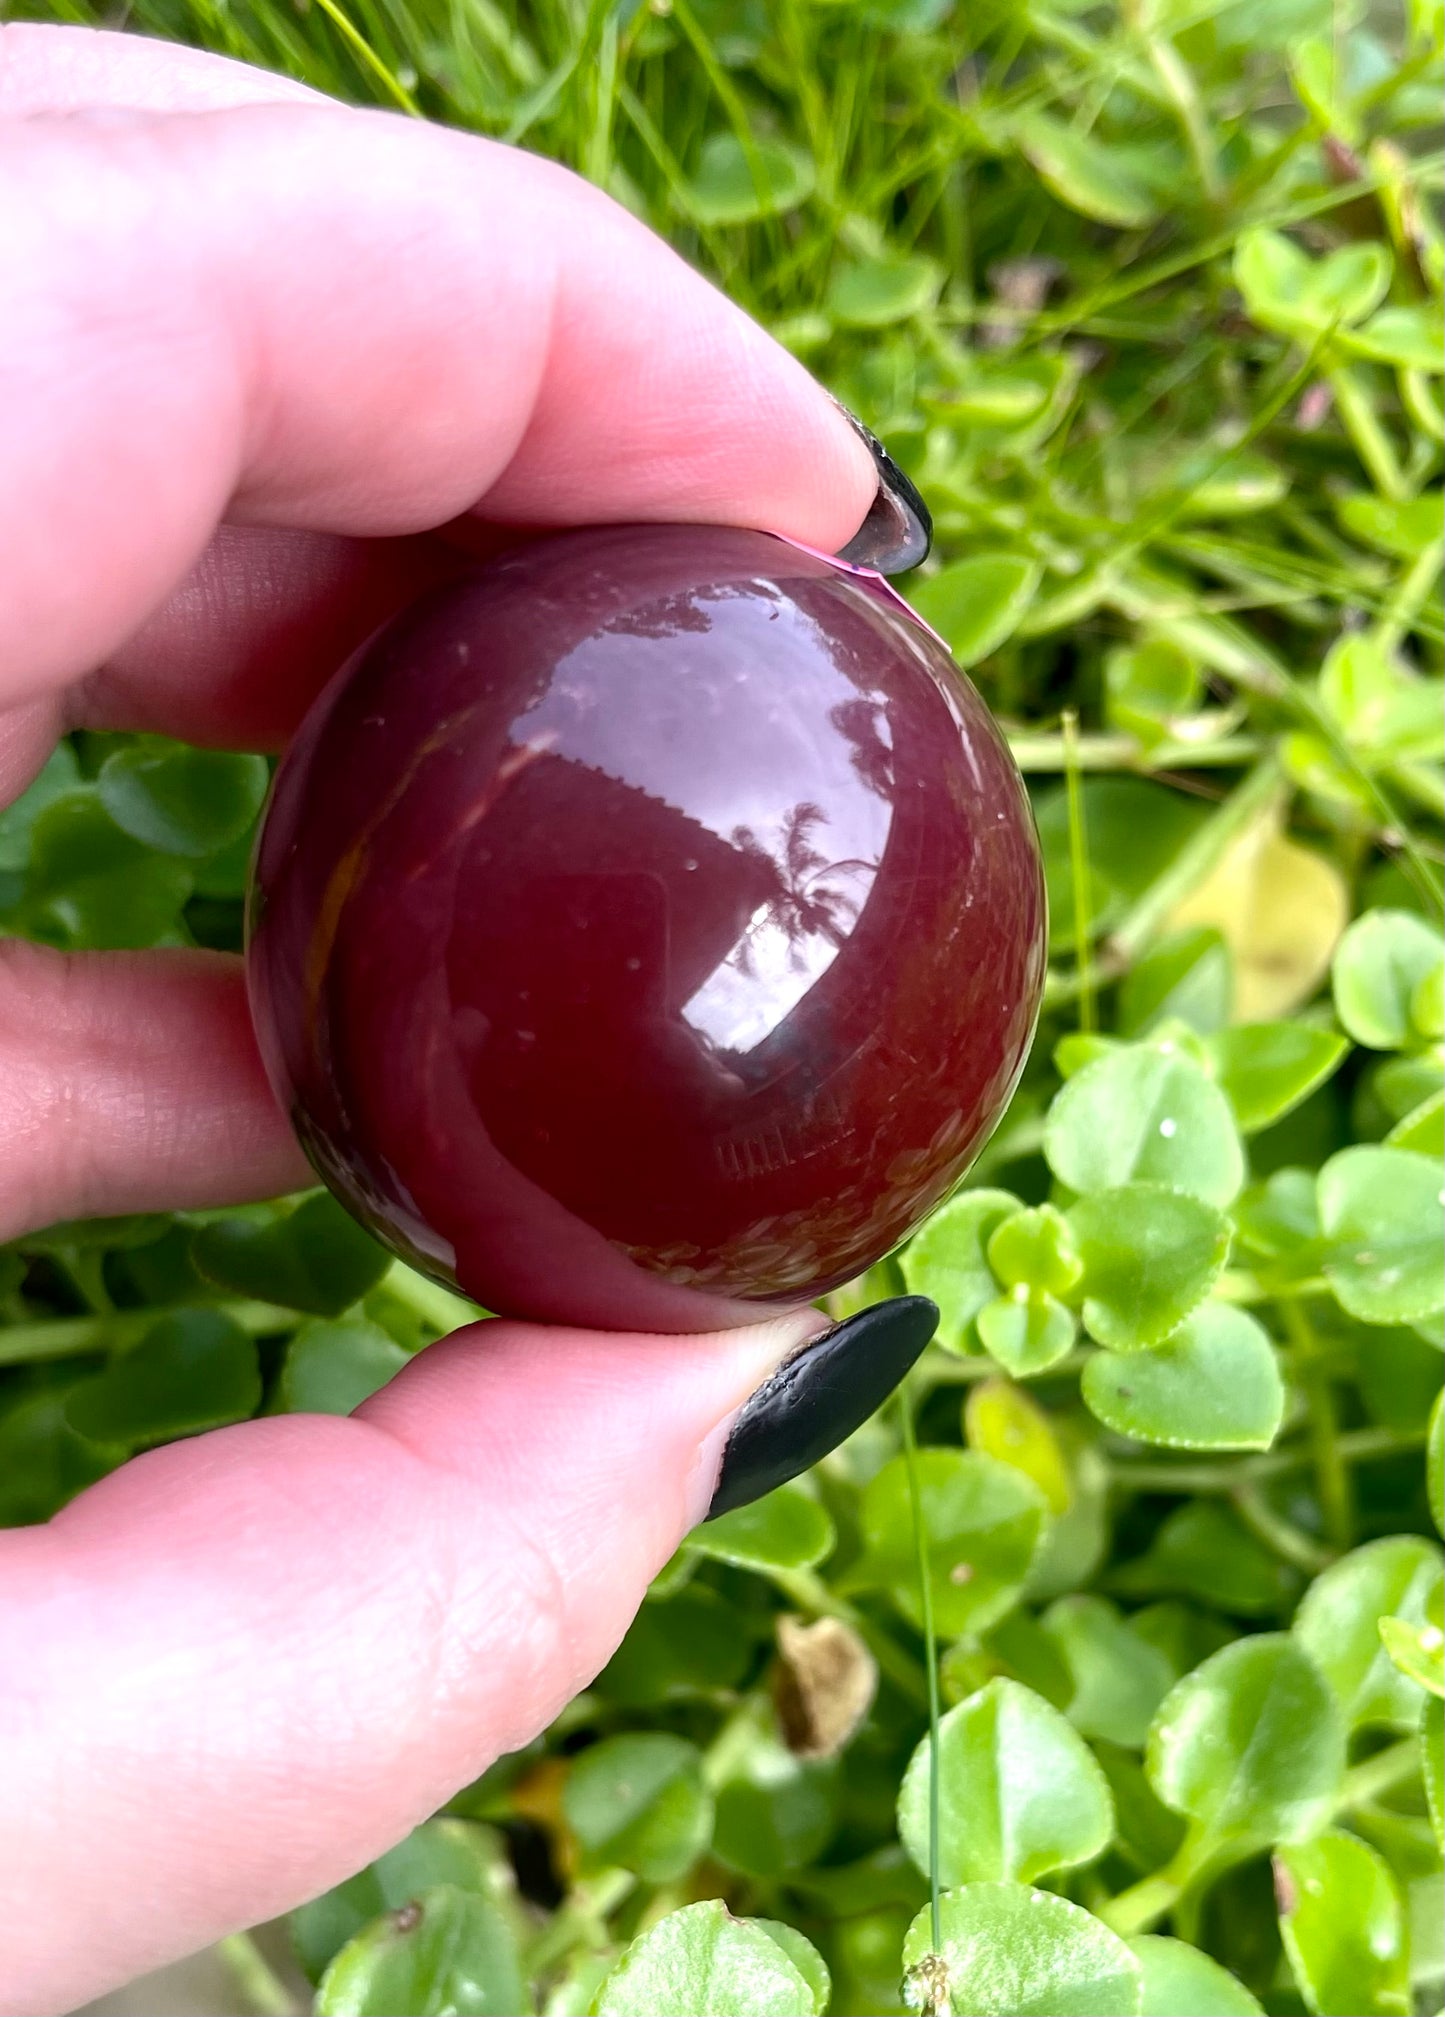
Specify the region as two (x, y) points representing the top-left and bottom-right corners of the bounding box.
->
(1042, 1596), (1176, 1750)
(901, 1883), (1143, 2016)
(595, 1902), (816, 2017)
(1235, 229), (1390, 337)
(563, 1734), (712, 1882)
(1146, 1636), (1345, 1854)
(0, 742), (79, 872)
(1081, 1303), (1284, 1452)
(681, 133), (815, 226)
(98, 740), (269, 858)
(315, 1883), (527, 2016)
(23, 787), (194, 948)
(194, 1191), (393, 1317)
(1114, 1502), (1301, 1616)
(597, 1586), (753, 1706)
(752, 1923), (830, 2017)
(1129, 1936), (1263, 2014)
(1294, 1536), (1444, 1730)
(1333, 911), (1444, 1050)
(903, 1189), (1019, 1352)
(826, 253), (941, 326)
(689, 1483), (835, 1571)
(710, 1710), (837, 1878)
(988, 1205), (1083, 1297)
(1070, 1184), (1231, 1352)
(64, 1308), (260, 1448)
(1317, 1146), (1445, 1325)
(1012, 111), (1162, 227)
(1118, 931), (1231, 1039)
(854, 1447), (1048, 1637)
(897, 1677), (1115, 1886)
(1275, 1831), (1410, 2017)
(909, 555), (1042, 668)
(1387, 1087), (1445, 1156)
(1045, 1045), (1244, 1206)
(281, 1319), (409, 1416)
(1205, 1023), (1349, 1134)
(977, 1289), (1077, 1376)
(291, 1820), (517, 1984)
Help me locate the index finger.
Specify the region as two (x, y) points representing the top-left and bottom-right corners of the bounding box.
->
(2, 95), (876, 702)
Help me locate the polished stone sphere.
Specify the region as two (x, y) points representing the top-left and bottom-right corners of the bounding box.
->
(247, 524), (1046, 1331)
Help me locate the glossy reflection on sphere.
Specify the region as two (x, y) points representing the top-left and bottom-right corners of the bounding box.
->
(247, 525), (1046, 1331)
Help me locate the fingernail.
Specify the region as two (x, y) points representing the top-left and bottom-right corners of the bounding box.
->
(830, 401), (933, 576)
(704, 1296), (939, 1520)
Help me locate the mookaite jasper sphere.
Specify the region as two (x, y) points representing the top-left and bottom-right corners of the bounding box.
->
(247, 525), (1046, 1331)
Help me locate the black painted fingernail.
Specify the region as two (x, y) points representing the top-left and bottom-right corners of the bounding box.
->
(706, 1296), (939, 1519)
(831, 401), (933, 576)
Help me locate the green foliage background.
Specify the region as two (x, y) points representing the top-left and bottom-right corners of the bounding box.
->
(2, 0), (1443, 2011)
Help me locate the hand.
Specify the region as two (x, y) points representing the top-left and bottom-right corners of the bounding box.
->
(0, 27), (880, 2011)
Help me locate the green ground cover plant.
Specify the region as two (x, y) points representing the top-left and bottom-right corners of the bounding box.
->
(2, 0), (1443, 2010)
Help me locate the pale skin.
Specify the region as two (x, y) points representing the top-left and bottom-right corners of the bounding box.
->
(0, 28), (877, 2011)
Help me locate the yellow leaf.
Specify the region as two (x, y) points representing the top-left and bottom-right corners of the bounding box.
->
(1170, 807), (1348, 1021)
(964, 1378), (1072, 1514)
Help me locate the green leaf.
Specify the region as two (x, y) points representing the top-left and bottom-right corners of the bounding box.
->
(97, 739), (269, 859)
(1045, 1045), (1244, 1206)
(710, 1709), (838, 1879)
(281, 1319), (409, 1416)
(1430, 1391), (1444, 1538)
(1042, 1596), (1177, 1749)
(1235, 1167), (1321, 1257)
(64, 1308), (260, 1447)
(598, 1586), (754, 1705)
(680, 134), (815, 225)
(899, 1677), (1114, 1886)
(1035, 781), (1208, 945)
(1235, 229), (1391, 337)
(1318, 1146), (1445, 1324)
(1206, 1024), (1349, 1134)
(1069, 1185), (1232, 1352)
(593, 1901), (817, 2017)
(901, 1883), (1143, 2015)
(1424, 1695), (1444, 1852)
(1081, 1303), (1284, 1452)
(22, 788), (194, 947)
(977, 1289), (1077, 1376)
(1333, 911), (1444, 1049)
(909, 555), (1042, 667)
(194, 1192), (393, 1317)
(1337, 490), (1444, 559)
(0, 743), (80, 872)
(965, 1379), (1073, 1514)
(1012, 111), (1161, 228)
(563, 1734), (712, 1882)
(1105, 641), (1201, 749)
(1294, 1536), (1444, 1729)
(1146, 1636), (1346, 1854)
(1114, 1501), (1301, 1616)
(1379, 1611), (1445, 1697)
(688, 1483), (835, 1571)
(752, 1922), (830, 2016)
(826, 253), (941, 326)
(853, 1447), (1048, 1637)
(1118, 931), (1232, 1039)
(291, 1820), (518, 1983)
(1388, 1088), (1445, 1157)
(315, 1884), (528, 2016)
(1129, 1936), (1263, 2015)
(988, 1205), (1083, 1297)
(1319, 639), (1443, 766)
(1342, 303), (1445, 371)
(902, 1189), (1019, 1352)
(1275, 1831), (1410, 2017)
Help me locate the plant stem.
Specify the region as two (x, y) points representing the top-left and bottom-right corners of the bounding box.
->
(1328, 364), (1409, 501)
(1108, 756), (1283, 964)
(380, 1261), (483, 1337)
(1062, 709), (1096, 1035)
(1111, 1424), (1426, 1494)
(526, 1868), (635, 1976)
(1340, 1737), (1420, 1810)
(899, 1384), (943, 1957)
(1006, 730), (1261, 772)
(1280, 1300), (1354, 1550)
(1101, 1836), (1207, 1937)
(216, 1933), (298, 2017)
(1231, 1483), (1336, 1574)
(0, 1299), (300, 1367)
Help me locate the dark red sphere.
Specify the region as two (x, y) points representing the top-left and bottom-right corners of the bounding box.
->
(246, 525), (1046, 1331)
